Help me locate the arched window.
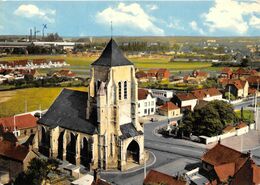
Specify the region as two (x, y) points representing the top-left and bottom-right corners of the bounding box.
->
(124, 81), (127, 99)
(118, 82), (122, 100)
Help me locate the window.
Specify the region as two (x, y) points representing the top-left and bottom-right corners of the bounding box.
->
(145, 102), (147, 107)
(138, 103), (140, 108)
(148, 102), (150, 106)
(124, 81), (127, 99)
(144, 109), (147, 114)
(151, 101), (154, 106)
(151, 108), (154, 113)
(118, 82), (122, 100)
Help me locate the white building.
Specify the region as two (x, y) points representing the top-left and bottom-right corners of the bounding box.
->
(150, 89), (173, 99)
(172, 93), (198, 111)
(138, 89), (156, 117)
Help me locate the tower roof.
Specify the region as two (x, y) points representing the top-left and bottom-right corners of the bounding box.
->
(91, 38), (133, 67)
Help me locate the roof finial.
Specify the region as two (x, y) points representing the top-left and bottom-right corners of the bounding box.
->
(110, 20), (113, 38)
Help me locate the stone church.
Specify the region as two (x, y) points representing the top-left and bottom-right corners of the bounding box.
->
(36, 39), (144, 171)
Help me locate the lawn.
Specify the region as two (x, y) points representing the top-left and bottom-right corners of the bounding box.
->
(235, 109), (254, 123)
(0, 86), (87, 117)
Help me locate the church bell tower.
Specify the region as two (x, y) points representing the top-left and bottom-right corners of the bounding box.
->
(86, 38), (144, 170)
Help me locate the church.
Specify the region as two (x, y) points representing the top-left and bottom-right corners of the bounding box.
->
(36, 39), (145, 171)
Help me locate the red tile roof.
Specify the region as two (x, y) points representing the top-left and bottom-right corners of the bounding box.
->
(202, 143), (248, 182)
(138, 89), (150, 100)
(0, 114), (37, 132)
(192, 88), (221, 100)
(144, 170), (186, 185)
(0, 140), (29, 161)
(231, 159), (260, 185)
(136, 71), (147, 79)
(214, 163), (235, 182)
(221, 67), (233, 74)
(176, 93), (197, 101)
(160, 102), (179, 111)
(226, 79), (247, 90)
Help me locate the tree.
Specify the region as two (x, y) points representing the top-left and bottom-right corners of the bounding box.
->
(179, 100), (238, 137)
(14, 158), (60, 185)
(241, 57), (250, 67)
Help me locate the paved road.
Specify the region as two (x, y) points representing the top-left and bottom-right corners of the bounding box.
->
(101, 118), (205, 185)
(101, 98), (260, 184)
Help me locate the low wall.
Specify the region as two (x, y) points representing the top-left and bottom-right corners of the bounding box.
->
(200, 126), (249, 144)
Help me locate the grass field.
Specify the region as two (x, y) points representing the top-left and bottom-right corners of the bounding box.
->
(1, 55), (213, 70)
(0, 86), (87, 117)
(235, 109), (254, 123)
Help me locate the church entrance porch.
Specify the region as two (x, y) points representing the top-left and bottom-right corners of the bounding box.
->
(126, 140), (139, 164)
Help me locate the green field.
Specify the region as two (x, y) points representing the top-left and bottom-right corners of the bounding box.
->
(235, 109), (254, 123)
(0, 87), (87, 117)
(1, 55), (213, 70)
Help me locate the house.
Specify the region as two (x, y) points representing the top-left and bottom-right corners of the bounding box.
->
(146, 68), (170, 81)
(51, 69), (76, 78)
(158, 102), (180, 118)
(138, 89), (156, 117)
(246, 76), (260, 88)
(0, 113), (38, 138)
(191, 88), (222, 101)
(225, 80), (249, 98)
(192, 70), (209, 79)
(219, 67), (233, 79)
(172, 93), (197, 111)
(0, 139), (39, 180)
(201, 143), (260, 185)
(234, 68), (258, 78)
(144, 170), (186, 185)
(156, 68), (170, 80)
(135, 71), (148, 82)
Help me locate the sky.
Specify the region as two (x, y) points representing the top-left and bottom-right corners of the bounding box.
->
(0, 0), (260, 37)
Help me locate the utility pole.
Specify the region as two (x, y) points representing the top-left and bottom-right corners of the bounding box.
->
(144, 155), (146, 179)
(256, 80), (259, 130)
(24, 99), (27, 113)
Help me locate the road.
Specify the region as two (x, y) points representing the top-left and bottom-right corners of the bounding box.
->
(101, 98), (260, 184)
(101, 117), (205, 185)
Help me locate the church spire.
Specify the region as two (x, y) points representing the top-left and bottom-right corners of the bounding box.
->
(91, 39), (133, 67)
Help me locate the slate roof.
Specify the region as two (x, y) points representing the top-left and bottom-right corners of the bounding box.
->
(91, 39), (133, 67)
(119, 123), (143, 140)
(38, 89), (98, 135)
